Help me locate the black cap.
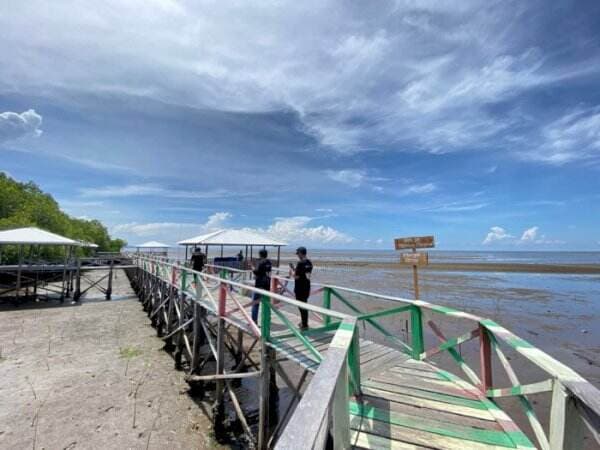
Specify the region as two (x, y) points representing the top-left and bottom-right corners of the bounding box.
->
(295, 246), (307, 255)
(259, 249), (268, 258)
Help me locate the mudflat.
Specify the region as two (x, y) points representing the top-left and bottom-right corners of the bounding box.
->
(310, 259), (600, 274)
(0, 270), (223, 450)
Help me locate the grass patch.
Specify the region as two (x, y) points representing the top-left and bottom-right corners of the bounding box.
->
(119, 346), (143, 359)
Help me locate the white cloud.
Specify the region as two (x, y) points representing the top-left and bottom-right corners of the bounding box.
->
(520, 226), (539, 242)
(326, 169), (366, 188)
(112, 211), (232, 238)
(482, 226), (513, 245)
(484, 225), (565, 246)
(113, 212), (353, 245)
(2, 2), (594, 158)
(0, 109), (43, 143)
(526, 107), (600, 164)
(251, 216), (354, 245)
(80, 184), (248, 199)
(402, 183), (437, 195)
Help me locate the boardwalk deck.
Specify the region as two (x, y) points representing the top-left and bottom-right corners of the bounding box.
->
(265, 326), (534, 449)
(129, 256), (600, 450)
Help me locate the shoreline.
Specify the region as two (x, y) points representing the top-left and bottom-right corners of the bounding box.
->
(291, 259), (600, 274)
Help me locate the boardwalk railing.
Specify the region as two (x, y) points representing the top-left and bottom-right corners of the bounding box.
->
(129, 255), (600, 449)
(128, 255), (357, 448)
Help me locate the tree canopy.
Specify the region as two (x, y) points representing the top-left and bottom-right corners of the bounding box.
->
(0, 173), (126, 258)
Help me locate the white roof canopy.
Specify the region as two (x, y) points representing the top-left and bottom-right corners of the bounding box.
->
(135, 241), (170, 248)
(78, 240), (99, 248)
(178, 229), (287, 247)
(0, 227), (79, 246)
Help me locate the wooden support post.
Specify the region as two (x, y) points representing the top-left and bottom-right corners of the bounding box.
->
(61, 245), (68, 301)
(258, 293), (272, 450)
(191, 301), (202, 373)
(74, 258), (81, 301)
(549, 382), (584, 450)
(213, 282), (227, 438)
(479, 324), (493, 393)
(16, 244), (23, 302)
(410, 305), (424, 360)
(106, 258), (114, 300)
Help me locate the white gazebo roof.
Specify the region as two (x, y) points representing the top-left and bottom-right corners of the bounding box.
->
(135, 241), (170, 248)
(178, 229), (287, 247)
(0, 227), (79, 246)
(78, 240), (99, 248)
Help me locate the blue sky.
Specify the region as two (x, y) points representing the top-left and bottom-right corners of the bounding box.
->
(1, 0), (599, 250)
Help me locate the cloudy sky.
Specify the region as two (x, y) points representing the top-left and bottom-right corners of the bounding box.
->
(1, 0), (599, 249)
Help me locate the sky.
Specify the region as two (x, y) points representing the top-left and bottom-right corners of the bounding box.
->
(1, 0), (599, 250)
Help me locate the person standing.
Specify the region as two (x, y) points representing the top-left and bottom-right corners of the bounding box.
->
(293, 246), (313, 329)
(251, 249), (272, 323)
(190, 247), (205, 272)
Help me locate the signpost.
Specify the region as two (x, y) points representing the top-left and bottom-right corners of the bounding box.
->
(394, 235), (434, 300)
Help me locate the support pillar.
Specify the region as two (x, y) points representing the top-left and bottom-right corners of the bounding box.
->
(106, 258), (114, 300)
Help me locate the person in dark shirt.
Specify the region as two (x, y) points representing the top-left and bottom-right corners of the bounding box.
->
(293, 246), (313, 329)
(190, 247), (205, 272)
(251, 249), (272, 323)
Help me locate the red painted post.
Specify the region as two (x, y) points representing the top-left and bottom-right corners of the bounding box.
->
(218, 282), (227, 317)
(479, 324), (493, 393)
(270, 277), (279, 305)
(171, 266), (176, 285)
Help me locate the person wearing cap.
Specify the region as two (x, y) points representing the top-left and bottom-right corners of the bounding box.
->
(251, 249), (272, 323)
(292, 246), (313, 329)
(190, 247), (205, 272)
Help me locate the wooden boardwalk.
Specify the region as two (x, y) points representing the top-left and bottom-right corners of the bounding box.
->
(266, 328), (533, 449)
(129, 256), (600, 450)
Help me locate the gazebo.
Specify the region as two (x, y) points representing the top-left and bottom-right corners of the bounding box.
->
(0, 227), (80, 301)
(134, 241), (170, 257)
(178, 229), (287, 267)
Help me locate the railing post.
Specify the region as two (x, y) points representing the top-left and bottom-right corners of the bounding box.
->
(348, 325), (361, 397)
(410, 305), (424, 360)
(549, 382), (584, 450)
(479, 324), (493, 393)
(323, 287), (332, 327)
(258, 292), (272, 449)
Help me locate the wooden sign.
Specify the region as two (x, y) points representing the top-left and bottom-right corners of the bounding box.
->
(394, 235), (435, 250)
(400, 252), (428, 266)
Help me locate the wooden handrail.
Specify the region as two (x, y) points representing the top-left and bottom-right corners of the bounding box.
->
(275, 317), (357, 449)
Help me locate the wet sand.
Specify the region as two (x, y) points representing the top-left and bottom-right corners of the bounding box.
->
(0, 270), (224, 450)
(306, 259), (600, 274)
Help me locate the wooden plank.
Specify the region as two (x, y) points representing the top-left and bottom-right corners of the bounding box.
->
(361, 351), (405, 375)
(361, 386), (496, 421)
(389, 365), (449, 381)
(350, 430), (428, 449)
(349, 402), (515, 448)
(364, 377), (480, 402)
(350, 418), (510, 450)
(361, 346), (396, 364)
(394, 236), (435, 250)
(361, 393), (502, 431)
(268, 340), (320, 372)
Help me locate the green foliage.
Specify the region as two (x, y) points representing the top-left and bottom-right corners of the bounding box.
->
(0, 173), (127, 261)
(119, 346), (142, 359)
